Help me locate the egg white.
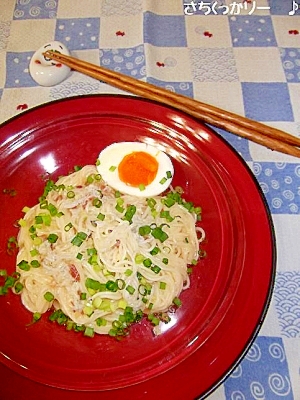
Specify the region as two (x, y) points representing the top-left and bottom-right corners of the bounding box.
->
(96, 142), (174, 197)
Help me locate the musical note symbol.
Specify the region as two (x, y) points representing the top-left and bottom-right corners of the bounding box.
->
(289, 0), (299, 16)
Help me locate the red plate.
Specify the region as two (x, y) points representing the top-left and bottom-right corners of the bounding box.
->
(0, 95), (275, 400)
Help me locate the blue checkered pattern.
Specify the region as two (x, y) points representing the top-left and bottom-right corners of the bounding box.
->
(1, 1), (300, 399)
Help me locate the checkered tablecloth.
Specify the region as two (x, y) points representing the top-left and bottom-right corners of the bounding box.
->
(1, 1), (300, 399)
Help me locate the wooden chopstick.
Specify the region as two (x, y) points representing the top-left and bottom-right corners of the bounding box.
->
(44, 50), (300, 158)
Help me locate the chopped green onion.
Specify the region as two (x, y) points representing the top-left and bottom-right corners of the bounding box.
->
(42, 214), (52, 226)
(116, 279), (126, 290)
(86, 174), (94, 184)
(35, 215), (43, 225)
(138, 284), (147, 296)
(74, 324), (85, 332)
(30, 260), (40, 268)
(85, 277), (102, 291)
(64, 222), (73, 232)
(83, 305), (94, 316)
(147, 198), (156, 208)
(159, 177), (167, 185)
(66, 320), (75, 331)
(71, 232), (87, 247)
(151, 226), (169, 243)
(159, 282), (167, 290)
(92, 198), (102, 208)
(76, 252), (83, 260)
(143, 258), (152, 268)
(148, 314), (160, 326)
(29, 225), (36, 234)
(125, 269), (133, 276)
(14, 282), (23, 294)
(87, 248), (97, 256)
(139, 225), (151, 236)
(44, 291), (54, 302)
(47, 233), (58, 243)
(67, 190), (75, 198)
(109, 166), (117, 172)
(80, 292), (87, 300)
(17, 260), (30, 271)
(88, 254), (98, 265)
(18, 218), (26, 227)
(30, 249), (39, 257)
(106, 280), (118, 292)
(126, 285), (135, 295)
(173, 297), (182, 307)
(0, 287), (8, 295)
(135, 254), (144, 264)
(150, 246), (160, 255)
(96, 317), (107, 326)
(39, 200), (48, 209)
(151, 265), (161, 274)
(47, 203), (58, 216)
(162, 258), (169, 265)
(33, 237), (42, 246)
(115, 203), (125, 213)
(160, 210), (174, 222)
(139, 184), (146, 191)
(123, 205), (136, 224)
(163, 197), (176, 208)
(97, 212), (105, 221)
(33, 312), (42, 322)
(166, 171), (172, 179)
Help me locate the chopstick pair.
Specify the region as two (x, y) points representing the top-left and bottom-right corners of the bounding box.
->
(44, 50), (300, 158)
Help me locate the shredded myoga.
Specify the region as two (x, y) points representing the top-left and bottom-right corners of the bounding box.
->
(16, 165), (205, 337)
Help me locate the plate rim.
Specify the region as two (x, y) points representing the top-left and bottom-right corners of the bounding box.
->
(0, 94), (277, 399)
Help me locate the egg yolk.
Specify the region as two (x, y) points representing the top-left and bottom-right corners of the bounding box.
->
(118, 151), (159, 187)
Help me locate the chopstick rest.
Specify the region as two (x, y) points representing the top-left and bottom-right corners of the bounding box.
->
(29, 41), (71, 87)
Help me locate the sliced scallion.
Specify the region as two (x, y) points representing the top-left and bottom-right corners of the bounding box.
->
(97, 212), (105, 221)
(47, 233), (58, 243)
(44, 291), (54, 302)
(126, 285), (135, 295)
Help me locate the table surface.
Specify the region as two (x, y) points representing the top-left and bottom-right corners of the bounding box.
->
(0, 1), (300, 399)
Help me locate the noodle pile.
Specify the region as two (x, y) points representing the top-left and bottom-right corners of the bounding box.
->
(16, 165), (204, 336)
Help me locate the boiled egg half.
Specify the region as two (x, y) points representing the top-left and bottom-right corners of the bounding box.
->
(96, 142), (174, 197)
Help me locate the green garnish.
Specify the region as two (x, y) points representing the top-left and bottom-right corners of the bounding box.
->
(44, 291), (54, 302)
(97, 213), (105, 221)
(123, 205), (136, 224)
(126, 285), (135, 295)
(173, 297), (182, 307)
(138, 225), (151, 236)
(47, 233), (58, 243)
(71, 231), (87, 247)
(92, 198), (102, 208)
